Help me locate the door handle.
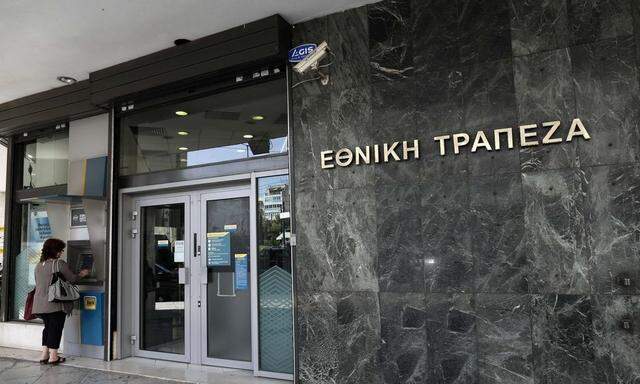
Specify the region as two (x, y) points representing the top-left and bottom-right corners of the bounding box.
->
(193, 233), (198, 257)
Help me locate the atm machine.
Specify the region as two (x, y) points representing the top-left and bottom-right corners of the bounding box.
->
(62, 201), (107, 359)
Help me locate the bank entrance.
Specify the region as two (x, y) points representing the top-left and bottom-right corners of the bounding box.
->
(132, 185), (252, 368)
(116, 74), (293, 379)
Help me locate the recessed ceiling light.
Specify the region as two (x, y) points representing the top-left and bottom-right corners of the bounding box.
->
(251, 115), (264, 121)
(178, 147), (189, 151)
(243, 134), (254, 139)
(175, 111), (188, 116)
(177, 131), (189, 136)
(236, 149), (245, 153)
(57, 76), (77, 84)
(180, 158), (188, 162)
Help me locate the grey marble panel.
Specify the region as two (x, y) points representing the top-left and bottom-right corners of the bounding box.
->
(330, 86), (375, 189)
(458, 0), (512, 65)
(421, 176), (473, 293)
(531, 294), (595, 384)
(463, 59), (519, 176)
(522, 169), (590, 294)
(292, 94), (333, 194)
(514, 49), (579, 172)
(592, 295), (640, 383)
(297, 292), (339, 384)
(291, 17), (331, 98)
(476, 294), (533, 384)
(369, 0), (413, 81)
(379, 292), (427, 384)
(414, 68), (467, 178)
(425, 293), (478, 384)
(571, 36), (640, 167)
(412, 0), (460, 73)
(328, 7), (370, 90)
(336, 292), (382, 384)
(376, 184), (423, 292)
(295, 190), (336, 292)
(568, 0), (634, 45)
(327, 188), (379, 292)
(372, 79), (420, 184)
(585, 164), (640, 294)
(509, 0), (570, 56)
(470, 174), (528, 293)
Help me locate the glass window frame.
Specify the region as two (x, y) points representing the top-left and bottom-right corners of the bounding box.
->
(114, 73), (287, 180)
(1, 125), (70, 322)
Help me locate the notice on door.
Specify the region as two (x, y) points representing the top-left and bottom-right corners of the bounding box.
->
(235, 253), (248, 290)
(174, 240), (185, 262)
(207, 232), (231, 267)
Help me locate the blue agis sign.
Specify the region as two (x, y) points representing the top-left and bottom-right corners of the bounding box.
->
(288, 43), (317, 63)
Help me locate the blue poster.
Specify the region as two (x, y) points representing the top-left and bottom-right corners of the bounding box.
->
(206, 232), (231, 267)
(235, 254), (248, 290)
(30, 211), (51, 242)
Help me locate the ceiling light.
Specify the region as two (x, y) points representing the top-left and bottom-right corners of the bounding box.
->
(178, 147), (189, 151)
(251, 115), (264, 121)
(243, 134), (254, 139)
(175, 111), (188, 116)
(57, 76), (77, 85)
(180, 158), (188, 162)
(236, 149), (246, 153)
(177, 131), (189, 136)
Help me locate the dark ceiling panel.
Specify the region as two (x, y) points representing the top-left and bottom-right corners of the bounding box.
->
(90, 14), (290, 106)
(0, 80), (104, 137)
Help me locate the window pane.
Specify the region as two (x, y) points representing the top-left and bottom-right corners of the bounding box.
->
(257, 175), (293, 374)
(13, 204), (51, 319)
(23, 130), (69, 189)
(119, 79), (287, 176)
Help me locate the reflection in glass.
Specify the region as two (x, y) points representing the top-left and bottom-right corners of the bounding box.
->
(206, 197), (251, 361)
(22, 130), (69, 189)
(140, 204), (185, 354)
(119, 79), (287, 176)
(257, 175), (293, 374)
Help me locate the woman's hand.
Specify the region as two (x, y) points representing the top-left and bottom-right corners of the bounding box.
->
(78, 269), (90, 278)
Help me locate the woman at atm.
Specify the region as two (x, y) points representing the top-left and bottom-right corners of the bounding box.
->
(32, 238), (89, 365)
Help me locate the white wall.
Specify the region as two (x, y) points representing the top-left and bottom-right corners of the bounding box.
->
(69, 114), (109, 160)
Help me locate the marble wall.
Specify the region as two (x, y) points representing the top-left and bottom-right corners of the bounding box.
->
(291, 1), (640, 383)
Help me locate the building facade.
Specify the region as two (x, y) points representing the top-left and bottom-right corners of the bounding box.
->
(0, 1), (639, 383)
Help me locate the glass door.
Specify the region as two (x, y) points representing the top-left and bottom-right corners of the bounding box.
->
(198, 188), (252, 369)
(133, 195), (191, 362)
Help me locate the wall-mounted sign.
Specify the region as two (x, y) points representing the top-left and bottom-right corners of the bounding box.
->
(288, 43), (317, 63)
(71, 207), (87, 227)
(207, 232), (231, 267)
(320, 118), (591, 169)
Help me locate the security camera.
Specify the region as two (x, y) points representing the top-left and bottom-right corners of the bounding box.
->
(293, 41), (329, 74)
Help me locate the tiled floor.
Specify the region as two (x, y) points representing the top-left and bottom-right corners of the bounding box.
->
(0, 347), (289, 384)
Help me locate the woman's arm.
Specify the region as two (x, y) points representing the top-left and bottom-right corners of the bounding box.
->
(59, 260), (80, 283)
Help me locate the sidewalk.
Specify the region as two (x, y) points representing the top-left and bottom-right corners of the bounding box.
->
(0, 357), (183, 384)
(0, 347), (288, 384)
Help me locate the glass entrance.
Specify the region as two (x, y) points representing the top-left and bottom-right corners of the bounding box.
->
(140, 203), (186, 355)
(130, 182), (292, 377)
(134, 196), (191, 362)
(201, 195), (252, 366)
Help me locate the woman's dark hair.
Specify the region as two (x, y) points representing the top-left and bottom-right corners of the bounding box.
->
(40, 238), (66, 262)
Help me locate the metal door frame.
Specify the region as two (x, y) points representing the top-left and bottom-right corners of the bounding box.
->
(118, 169), (294, 380)
(197, 186), (253, 369)
(132, 193), (192, 363)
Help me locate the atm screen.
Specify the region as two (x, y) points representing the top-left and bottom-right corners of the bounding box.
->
(79, 253), (95, 274)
